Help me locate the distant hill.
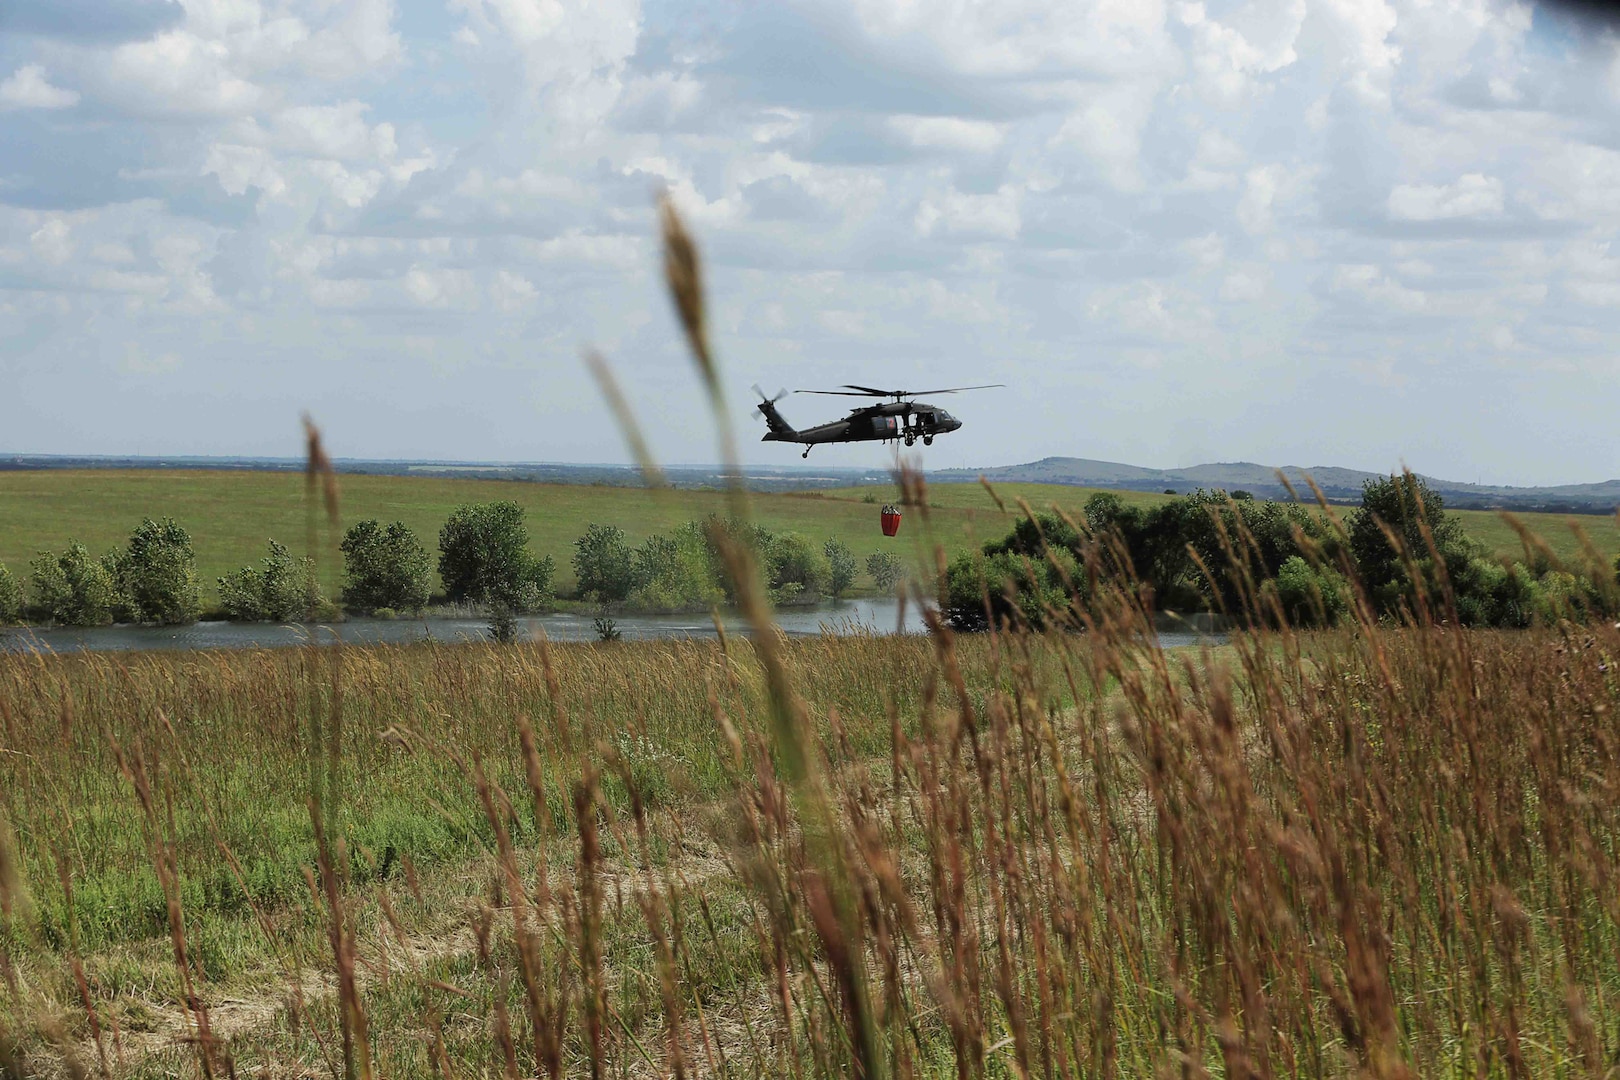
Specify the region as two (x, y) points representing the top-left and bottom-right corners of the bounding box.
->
(5, 452), (1616, 513)
(931, 457), (1620, 514)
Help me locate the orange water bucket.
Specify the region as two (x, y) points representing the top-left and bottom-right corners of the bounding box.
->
(880, 505), (902, 537)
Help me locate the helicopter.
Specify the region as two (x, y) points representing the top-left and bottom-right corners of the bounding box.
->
(753, 383), (1003, 457)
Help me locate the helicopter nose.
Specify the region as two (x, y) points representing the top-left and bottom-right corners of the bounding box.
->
(943, 416), (962, 432)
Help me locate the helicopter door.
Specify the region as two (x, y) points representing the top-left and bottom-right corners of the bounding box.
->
(872, 415), (900, 438)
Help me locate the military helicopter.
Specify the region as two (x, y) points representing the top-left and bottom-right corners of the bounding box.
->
(753, 383), (1003, 457)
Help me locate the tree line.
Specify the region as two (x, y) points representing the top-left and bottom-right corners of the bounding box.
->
(569, 519), (901, 612)
(0, 500), (907, 628)
(943, 474), (1620, 631)
(7, 477), (1615, 632)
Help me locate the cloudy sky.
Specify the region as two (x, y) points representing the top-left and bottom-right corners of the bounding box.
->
(2, 0), (1618, 483)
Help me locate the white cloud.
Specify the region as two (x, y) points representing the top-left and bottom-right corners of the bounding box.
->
(1388, 174), (1504, 221)
(1237, 165), (1282, 233)
(0, 65), (80, 110)
(100, 30), (267, 116)
(491, 269), (537, 312)
(888, 115), (1003, 155)
(1331, 263), (1427, 314)
(269, 103), (397, 162)
(30, 218), (76, 265)
(914, 185), (1021, 240)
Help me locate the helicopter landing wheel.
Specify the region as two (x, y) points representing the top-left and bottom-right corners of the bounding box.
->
(923, 435), (933, 446)
(904, 433), (915, 447)
(802, 447), (811, 458)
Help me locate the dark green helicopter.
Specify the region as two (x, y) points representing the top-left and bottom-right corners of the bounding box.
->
(753, 383), (1002, 457)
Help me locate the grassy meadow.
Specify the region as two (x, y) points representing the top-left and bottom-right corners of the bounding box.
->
(2, 592), (1617, 1078)
(2, 470), (1616, 607)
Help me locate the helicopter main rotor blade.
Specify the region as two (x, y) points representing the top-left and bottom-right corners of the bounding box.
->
(901, 383), (1006, 396)
(796, 382), (1006, 398)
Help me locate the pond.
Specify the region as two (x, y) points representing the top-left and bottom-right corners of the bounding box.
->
(0, 599), (1215, 655)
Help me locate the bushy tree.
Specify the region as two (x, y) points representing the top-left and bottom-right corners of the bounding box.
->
(219, 540), (324, 622)
(106, 517), (201, 625)
(1079, 494), (1200, 608)
(943, 547), (1079, 632)
(765, 532), (829, 605)
(30, 543), (118, 626)
(1274, 556), (1347, 628)
(1347, 474), (1473, 617)
(628, 526), (722, 612)
(438, 502), (554, 611)
(695, 515), (777, 604)
(866, 551), (903, 591)
(0, 562), (20, 624)
(1176, 491), (1330, 616)
(341, 520), (432, 614)
(573, 523), (636, 602)
(823, 538), (857, 599)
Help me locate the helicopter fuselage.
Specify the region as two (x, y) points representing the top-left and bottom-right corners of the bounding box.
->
(761, 400), (961, 449)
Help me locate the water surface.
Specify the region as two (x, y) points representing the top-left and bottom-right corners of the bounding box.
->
(0, 598), (1214, 654)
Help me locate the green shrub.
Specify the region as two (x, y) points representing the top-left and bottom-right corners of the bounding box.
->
(341, 520), (432, 614)
(866, 551), (903, 591)
(823, 538), (857, 598)
(766, 533), (829, 604)
(29, 543), (118, 626)
(697, 515), (776, 604)
(1347, 474), (1473, 618)
(218, 540), (324, 622)
(943, 547), (1077, 632)
(106, 518), (201, 626)
(438, 502), (554, 611)
(628, 526), (722, 612)
(573, 523), (636, 602)
(1274, 556), (1347, 627)
(0, 562), (21, 624)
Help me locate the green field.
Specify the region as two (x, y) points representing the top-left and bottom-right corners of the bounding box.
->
(840, 481), (1620, 567)
(0, 471), (989, 602)
(1, 470), (1615, 605)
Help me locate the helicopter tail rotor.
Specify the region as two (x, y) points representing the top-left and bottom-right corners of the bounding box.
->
(752, 385), (797, 440)
(751, 384), (789, 416)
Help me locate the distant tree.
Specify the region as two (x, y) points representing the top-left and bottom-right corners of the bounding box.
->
(765, 533), (829, 604)
(106, 517), (201, 625)
(823, 538), (857, 599)
(865, 551), (903, 592)
(697, 515), (777, 604)
(341, 520), (432, 614)
(628, 527), (722, 612)
(438, 502), (554, 611)
(1175, 491), (1329, 616)
(1274, 555), (1347, 628)
(30, 543), (118, 627)
(219, 540), (324, 622)
(572, 523), (636, 602)
(1230, 490), (1254, 501)
(942, 547), (1079, 632)
(0, 562), (20, 624)
(1347, 474), (1472, 616)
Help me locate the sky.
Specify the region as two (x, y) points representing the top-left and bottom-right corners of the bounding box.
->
(1, 0), (1619, 485)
